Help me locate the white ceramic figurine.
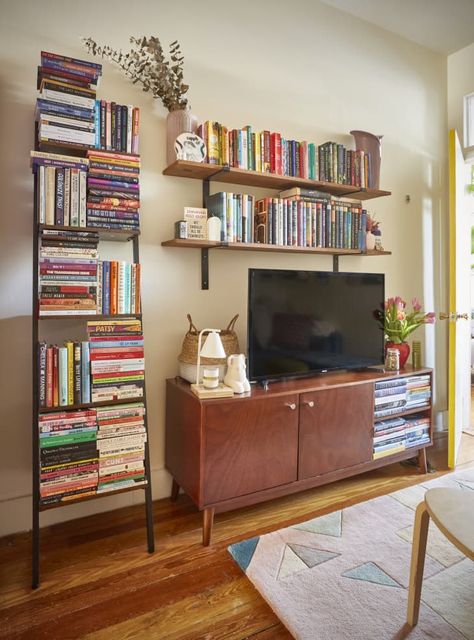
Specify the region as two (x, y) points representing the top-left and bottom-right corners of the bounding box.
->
(224, 354), (251, 394)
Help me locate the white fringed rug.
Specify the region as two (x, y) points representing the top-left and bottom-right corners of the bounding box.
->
(228, 466), (474, 640)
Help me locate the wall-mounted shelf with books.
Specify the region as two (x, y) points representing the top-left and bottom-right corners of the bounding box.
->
(40, 224), (139, 242)
(163, 160), (392, 201)
(162, 158), (391, 289)
(31, 51), (154, 588)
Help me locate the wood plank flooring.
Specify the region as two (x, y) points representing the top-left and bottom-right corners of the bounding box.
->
(1, 434), (473, 640)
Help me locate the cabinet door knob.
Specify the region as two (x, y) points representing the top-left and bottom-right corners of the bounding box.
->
(285, 402), (297, 410)
(303, 400), (315, 408)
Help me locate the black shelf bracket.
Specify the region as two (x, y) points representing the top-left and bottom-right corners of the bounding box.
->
(201, 248), (209, 289)
(333, 255), (339, 272)
(200, 168), (231, 289)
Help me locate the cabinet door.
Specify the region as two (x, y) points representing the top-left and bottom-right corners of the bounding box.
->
(298, 384), (373, 479)
(203, 394), (298, 504)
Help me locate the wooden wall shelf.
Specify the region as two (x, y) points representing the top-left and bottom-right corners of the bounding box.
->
(162, 238), (391, 258)
(163, 160), (391, 201)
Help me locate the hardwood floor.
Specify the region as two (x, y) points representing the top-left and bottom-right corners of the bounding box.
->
(1, 434), (473, 640)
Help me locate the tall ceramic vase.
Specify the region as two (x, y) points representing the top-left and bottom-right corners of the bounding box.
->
(350, 130), (383, 189)
(166, 107), (198, 166)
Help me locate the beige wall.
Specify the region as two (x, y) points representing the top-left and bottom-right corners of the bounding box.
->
(0, 0), (447, 535)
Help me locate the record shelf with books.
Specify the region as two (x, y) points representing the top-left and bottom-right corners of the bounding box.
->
(30, 52), (154, 589)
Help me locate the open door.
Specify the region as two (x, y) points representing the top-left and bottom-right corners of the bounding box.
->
(447, 129), (471, 468)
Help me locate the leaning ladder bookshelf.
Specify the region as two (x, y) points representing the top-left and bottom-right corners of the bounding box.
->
(31, 169), (155, 589)
(31, 59), (154, 587)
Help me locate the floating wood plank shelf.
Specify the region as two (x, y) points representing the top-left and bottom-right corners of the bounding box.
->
(38, 396), (145, 414)
(161, 238), (391, 257)
(163, 160), (391, 201)
(39, 224), (139, 242)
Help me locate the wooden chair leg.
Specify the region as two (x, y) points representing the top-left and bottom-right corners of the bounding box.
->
(203, 507), (215, 547)
(407, 501), (430, 626)
(170, 478), (180, 502)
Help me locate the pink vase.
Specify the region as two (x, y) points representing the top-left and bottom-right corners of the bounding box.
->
(350, 130), (383, 189)
(166, 107), (198, 166)
(385, 341), (411, 369)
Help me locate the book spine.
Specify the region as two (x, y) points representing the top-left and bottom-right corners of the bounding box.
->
(54, 167), (64, 225)
(79, 170), (87, 227)
(58, 346), (68, 406)
(135, 263), (141, 314)
(70, 169), (79, 226)
(38, 165), (46, 224)
(52, 346), (59, 407)
(63, 168), (70, 226)
(97, 260), (103, 314)
(118, 262), (126, 314)
(94, 99), (100, 149)
(46, 346), (53, 407)
(74, 342), (82, 404)
(106, 102), (112, 150)
(110, 261), (118, 315)
(45, 166), (56, 225)
(38, 342), (47, 407)
(66, 341), (74, 405)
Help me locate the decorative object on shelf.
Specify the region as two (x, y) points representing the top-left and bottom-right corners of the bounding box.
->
(174, 219), (188, 239)
(175, 132), (206, 162)
(82, 35), (195, 165)
(385, 346), (400, 371)
(412, 340), (422, 369)
(167, 109), (198, 165)
(191, 329), (234, 398)
(350, 130), (383, 189)
(374, 297), (435, 369)
(207, 216), (221, 241)
(366, 213), (381, 252)
(183, 206), (208, 240)
(223, 354), (251, 394)
(178, 314), (240, 383)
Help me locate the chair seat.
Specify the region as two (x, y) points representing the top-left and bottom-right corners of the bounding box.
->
(424, 487), (474, 560)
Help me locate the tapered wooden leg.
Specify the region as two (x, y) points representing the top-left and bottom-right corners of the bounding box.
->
(202, 507), (215, 547)
(418, 448), (428, 474)
(170, 478), (180, 502)
(407, 501), (430, 626)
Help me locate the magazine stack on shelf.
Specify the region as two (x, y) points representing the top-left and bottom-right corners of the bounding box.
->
(372, 416), (406, 460)
(373, 378), (407, 419)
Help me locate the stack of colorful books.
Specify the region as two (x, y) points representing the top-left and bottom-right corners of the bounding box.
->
(97, 260), (141, 315)
(197, 121), (373, 188)
(373, 379), (408, 419)
(87, 319), (145, 403)
(86, 150), (140, 230)
(405, 375), (431, 410)
(36, 51), (102, 149)
(38, 230), (99, 316)
(372, 416), (407, 459)
(405, 414), (431, 448)
(96, 403), (147, 493)
(207, 192), (255, 243)
(38, 340), (91, 408)
(94, 101), (140, 153)
(31, 151), (89, 226)
(39, 409), (98, 506)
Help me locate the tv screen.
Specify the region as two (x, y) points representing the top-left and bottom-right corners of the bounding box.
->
(247, 268), (385, 382)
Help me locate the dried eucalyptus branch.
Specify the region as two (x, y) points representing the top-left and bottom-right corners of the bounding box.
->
(82, 36), (189, 111)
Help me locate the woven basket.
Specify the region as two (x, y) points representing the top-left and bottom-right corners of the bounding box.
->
(178, 314), (240, 366)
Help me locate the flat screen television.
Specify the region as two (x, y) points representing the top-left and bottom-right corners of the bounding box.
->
(247, 268), (385, 382)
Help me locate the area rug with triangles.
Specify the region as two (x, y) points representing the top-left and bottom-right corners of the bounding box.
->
(228, 466), (474, 640)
